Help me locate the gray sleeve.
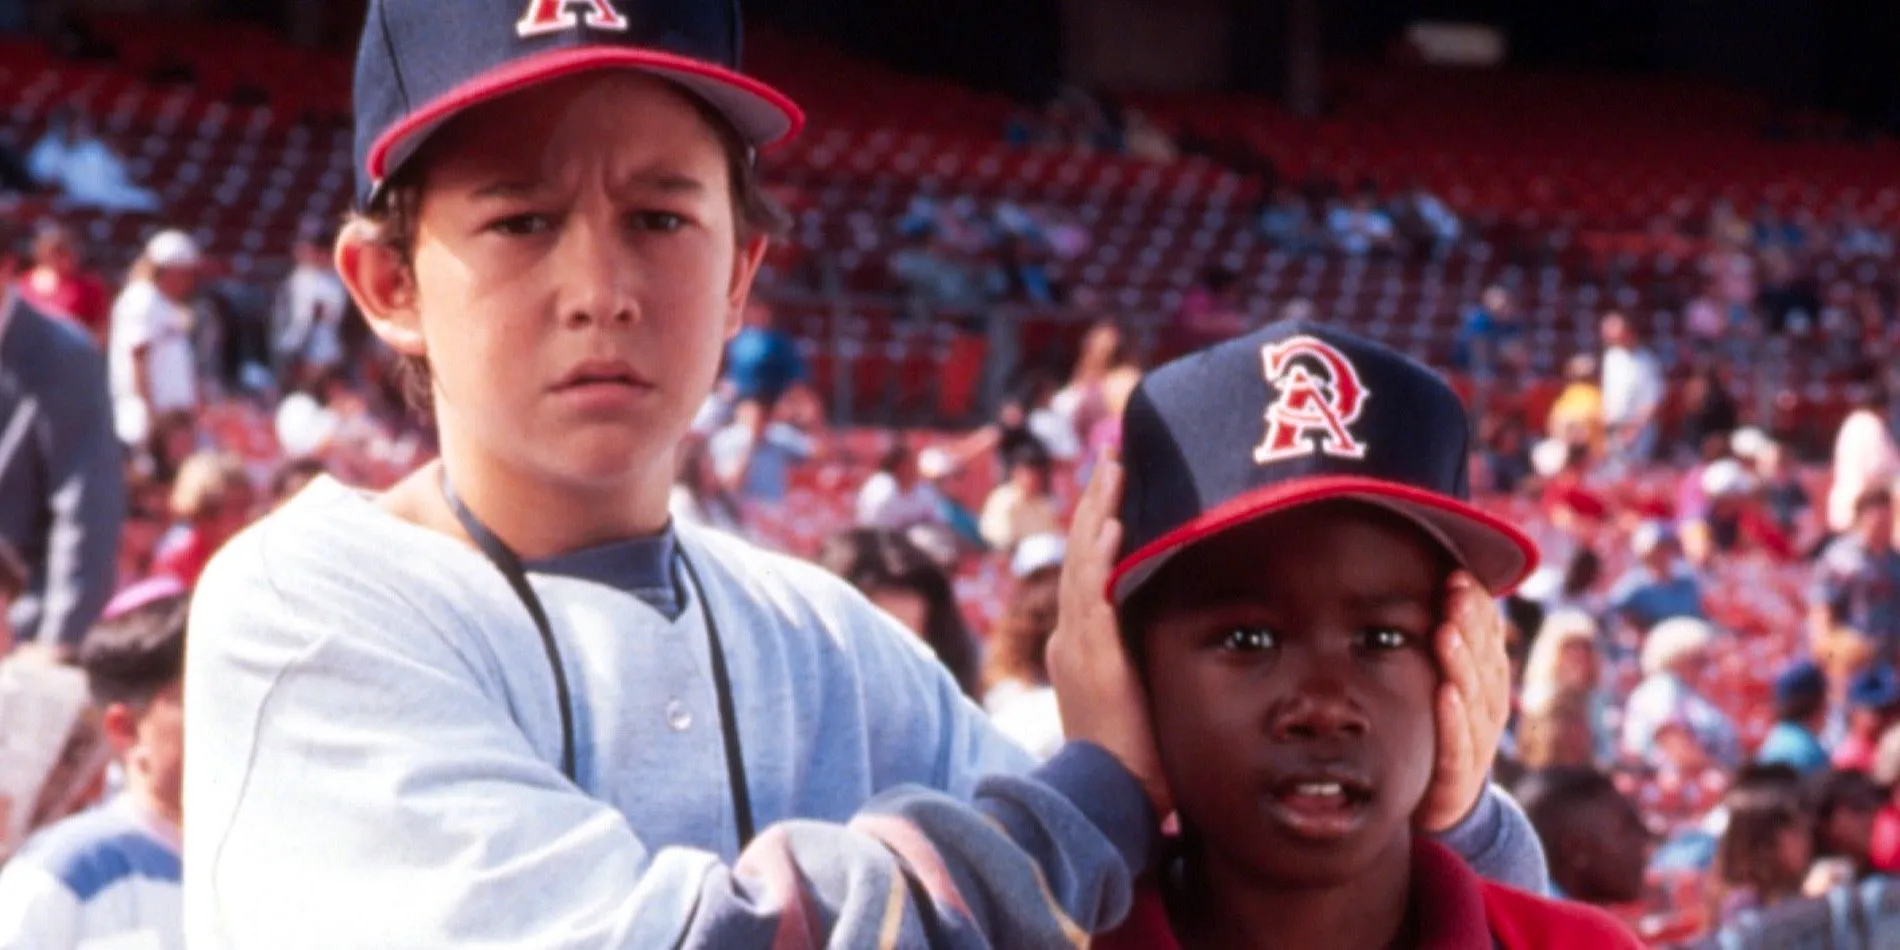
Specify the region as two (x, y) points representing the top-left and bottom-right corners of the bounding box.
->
(1431, 782), (1551, 895)
(184, 536), (1148, 949)
(33, 345), (122, 649)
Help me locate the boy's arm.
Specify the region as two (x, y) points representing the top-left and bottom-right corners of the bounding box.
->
(183, 539), (1148, 949)
(0, 860), (81, 948)
(1430, 784), (1550, 895)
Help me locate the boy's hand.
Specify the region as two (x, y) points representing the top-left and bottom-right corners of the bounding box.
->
(1046, 450), (1172, 816)
(1418, 572), (1512, 833)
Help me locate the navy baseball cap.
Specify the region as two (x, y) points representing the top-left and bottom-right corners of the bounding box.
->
(353, 0), (804, 208)
(1773, 660), (1827, 706)
(1109, 320), (1538, 604)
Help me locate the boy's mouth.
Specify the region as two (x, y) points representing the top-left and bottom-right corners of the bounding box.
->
(1260, 770), (1375, 842)
(553, 359), (654, 393)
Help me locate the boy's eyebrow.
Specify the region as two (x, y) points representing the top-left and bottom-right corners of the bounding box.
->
(469, 171), (709, 200)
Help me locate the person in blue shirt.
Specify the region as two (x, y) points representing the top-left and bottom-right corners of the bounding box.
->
(1608, 522), (1705, 632)
(720, 300), (806, 406)
(1755, 660), (1832, 775)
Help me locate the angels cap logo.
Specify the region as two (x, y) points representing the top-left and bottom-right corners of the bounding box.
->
(1253, 335), (1371, 464)
(518, 0), (630, 37)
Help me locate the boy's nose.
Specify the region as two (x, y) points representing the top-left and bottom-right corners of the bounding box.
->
(1269, 675), (1369, 743)
(556, 222), (636, 328)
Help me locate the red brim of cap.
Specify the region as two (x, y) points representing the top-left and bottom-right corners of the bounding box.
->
(365, 46), (804, 194)
(1107, 475), (1540, 604)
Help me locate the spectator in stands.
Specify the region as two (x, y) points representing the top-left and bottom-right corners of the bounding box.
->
(1519, 609), (1612, 760)
(1608, 522), (1706, 633)
(1170, 266), (1247, 356)
(889, 231), (991, 310)
(1051, 321), (1138, 447)
(1390, 180), (1462, 259)
(1256, 184), (1318, 254)
(816, 528), (981, 698)
(709, 396), (818, 515)
(1517, 766), (1651, 905)
(25, 109), (160, 214)
(979, 443), (1060, 554)
(1873, 731), (1900, 873)
(1622, 617), (1741, 768)
(0, 589), (186, 948)
(1676, 364), (1739, 464)
(1514, 688), (1601, 772)
(268, 457), (328, 511)
(980, 534), (1065, 760)
(1826, 382), (1898, 537)
(1713, 783), (1813, 925)
(669, 437), (742, 535)
(1546, 353), (1603, 453)
(271, 219), (349, 392)
(720, 300), (806, 408)
(1807, 769), (1886, 882)
(0, 216), (123, 658)
(855, 439), (945, 532)
(149, 452), (255, 589)
(1325, 188), (1397, 257)
(1831, 666), (1900, 772)
(1599, 311), (1664, 467)
(1809, 488), (1900, 662)
(1755, 247), (1820, 336)
(1756, 660), (1832, 775)
(1747, 434), (1812, 539)
(16, 222), (108, 343)
(1682, 458), (1796, 566)
(107, 231), (201, 448)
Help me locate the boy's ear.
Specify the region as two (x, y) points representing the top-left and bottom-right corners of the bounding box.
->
(724, 235), (769, 342)
(337, 219), (426, 358)
(99, 702), (140, 755)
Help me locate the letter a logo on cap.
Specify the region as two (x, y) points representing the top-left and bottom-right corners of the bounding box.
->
(518, 0), (630, 37)
(1253, 335), (1370, 465)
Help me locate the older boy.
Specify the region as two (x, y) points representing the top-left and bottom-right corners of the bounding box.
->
(1059, 321), (1635, 949)
(185, 2), (1544, 947)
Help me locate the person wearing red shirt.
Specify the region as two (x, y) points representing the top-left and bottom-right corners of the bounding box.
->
(150, 451), (255, 588)
(15, 222), (110, 343)
(1085, 321), (1641, 950)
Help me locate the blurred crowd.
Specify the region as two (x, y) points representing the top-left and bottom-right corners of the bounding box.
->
(5, 87), (1900, 948)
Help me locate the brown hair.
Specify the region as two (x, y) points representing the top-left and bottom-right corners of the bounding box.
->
(1515, 687), (1597, 771)
(1716, 783), (1810, 904)
(981, 568), (1061, 694)
(79, 594), (189, 710)
(354, 86), (789, 416)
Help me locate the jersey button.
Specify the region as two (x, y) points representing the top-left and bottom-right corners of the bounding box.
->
(665, 699), (693, 732)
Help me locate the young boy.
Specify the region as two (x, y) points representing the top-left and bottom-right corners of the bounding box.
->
(1057, 321), (1637, 949)
(184, 2), (1544, 946)
(0, 587), (187, 949)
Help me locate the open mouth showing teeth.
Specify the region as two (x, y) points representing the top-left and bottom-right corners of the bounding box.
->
(1273, 778), (1374, 808)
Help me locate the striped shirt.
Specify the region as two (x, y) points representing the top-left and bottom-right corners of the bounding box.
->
(0, 796), (182, 950)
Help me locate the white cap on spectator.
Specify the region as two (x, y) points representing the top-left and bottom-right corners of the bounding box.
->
(1530, 438), (1571, 479)
(275, 392), (339, 459)
(1700, 458), (1755, 499)
(145, 230), (202, 268)
(1011, 532), (1067, 579)
(1631, 520), (1674, 557)
(1642, 617), (1716, 678)
(917, 447), (952, 481)
(1730, 427), (1772, 461)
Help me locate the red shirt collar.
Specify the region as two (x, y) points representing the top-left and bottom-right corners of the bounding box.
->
(1100, 837), (1494, 950)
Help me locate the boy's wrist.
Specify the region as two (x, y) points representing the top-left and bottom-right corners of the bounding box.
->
(1034, 741), (1161, 876)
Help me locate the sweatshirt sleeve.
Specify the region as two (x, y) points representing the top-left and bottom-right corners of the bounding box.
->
(1430, 782), (1551, 896)
(183, 530), (1148, 950)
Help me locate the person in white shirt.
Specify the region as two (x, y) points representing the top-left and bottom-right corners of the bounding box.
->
(26, 110), (161, 214)
(981, 534), (1068, 759)
(107, 231), (201, 446)
(979, 443), (1061, 553)
(272, 220), (351, 390)
(0, 587), (188, 950)
(855, 440), (946, 531)
(1598, 311), (1664, 466)
(1827, 383), (1899, 535)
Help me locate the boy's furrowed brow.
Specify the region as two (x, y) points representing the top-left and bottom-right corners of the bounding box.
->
(468, 172), (708, 201)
